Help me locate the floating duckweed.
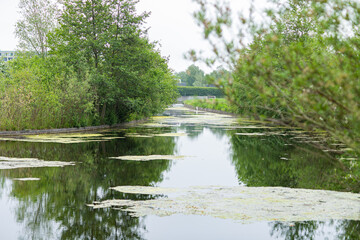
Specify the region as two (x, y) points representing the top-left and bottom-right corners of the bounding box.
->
(0, 156), (75, 169)
(27, 133), (104, 139)
(125, 133), (153, 138)
(13, 178), (40, 181)
(109, 155), (186, 161)
(88, 186), (360, 222)
(0, 133), (124, 144)
(125, 132), (187, 138)
(235, 133), (267, 136)
(165, 106), (192, 111)
(154, 133), (187, 137)
(141, 111), (239, 127)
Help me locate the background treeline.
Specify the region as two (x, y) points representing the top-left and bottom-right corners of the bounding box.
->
(193, 0), (360, 154)
(175, 64), (231, 87)
(0, 0), (178, 130)
(177, 86), (224, 97)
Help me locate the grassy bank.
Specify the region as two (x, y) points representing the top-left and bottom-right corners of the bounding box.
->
(184, 98), (238, 114)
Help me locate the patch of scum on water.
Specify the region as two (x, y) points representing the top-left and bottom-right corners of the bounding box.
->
(12, 178), (40, 181)
(0, 133), (124, 144)
(125, 132), (187, 138)
(88, 185), (360, 222)
(0, 156), (75, 169)
(109, 155), (187, 161)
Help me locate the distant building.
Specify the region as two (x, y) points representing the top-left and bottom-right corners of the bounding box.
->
(0, 50), (16, 62)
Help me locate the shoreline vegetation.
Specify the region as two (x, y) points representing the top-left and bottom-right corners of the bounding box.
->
(0, 0), (178, 131)
(1, 0), (359, 159)
(0, 118), (148, 137)
(191, 0), (360, 156)
(184, 98), (238, 115)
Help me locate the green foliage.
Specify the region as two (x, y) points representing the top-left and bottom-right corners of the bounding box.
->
(0, 54), (95, 130)
(176, 64), (206, 86)
(177, 86), (224, 97)
(50, 0), (178, 124)
(15, 0), (57, 56)
(193, 0), (360, 154)
(176, 65), (231, 87)
(204, 67), (231, 86)
(184, 98), (238, 113)
(0, 0), (178, 130)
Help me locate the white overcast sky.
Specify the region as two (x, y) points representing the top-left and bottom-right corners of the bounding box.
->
(0, 0), (265, 72)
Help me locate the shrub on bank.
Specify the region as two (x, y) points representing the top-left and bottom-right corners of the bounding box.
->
(184, 98), (237, 114)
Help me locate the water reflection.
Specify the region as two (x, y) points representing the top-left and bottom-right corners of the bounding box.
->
(0, 136), (175, 239)
(0, 105), (359, 239)
(270, 220), (360, 240)
(231, 133), (360, 192)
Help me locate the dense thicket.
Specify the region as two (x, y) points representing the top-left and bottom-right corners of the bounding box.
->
(0, 53), (95, 130)
(0, 0), (178, 130)
(193, 0), (360, 153)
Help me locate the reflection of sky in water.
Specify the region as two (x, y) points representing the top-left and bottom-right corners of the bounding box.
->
(0, 179), (62, 239)
(143, 215), (274, 240)
(159, 127), (239, 188)
(0, 180), (21, 239)
(142, 216), (338, 240)
(0, 105), (358, 239)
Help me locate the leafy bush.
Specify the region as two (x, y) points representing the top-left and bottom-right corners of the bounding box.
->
(193, 0), (360, 153)
(0, 0), (178, 130)
(184, 98), (237, 113)
(0, 54), (95, 130)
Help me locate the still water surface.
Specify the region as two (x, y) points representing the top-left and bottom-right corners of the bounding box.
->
(0, 105), (359, 239)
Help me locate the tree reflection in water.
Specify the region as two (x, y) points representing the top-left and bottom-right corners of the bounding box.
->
(270, 220), (360, 240)
(231, 131), (360, 240)
(0, 124), (359, 240)
(0, 132), (175, 239)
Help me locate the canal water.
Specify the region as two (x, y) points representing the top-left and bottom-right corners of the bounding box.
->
(0, 104), (359, 239)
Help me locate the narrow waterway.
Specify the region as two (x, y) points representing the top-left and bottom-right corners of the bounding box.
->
(0, 105), (359, 239)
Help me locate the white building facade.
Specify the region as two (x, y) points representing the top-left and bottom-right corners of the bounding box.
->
(0, 50), (16, 61)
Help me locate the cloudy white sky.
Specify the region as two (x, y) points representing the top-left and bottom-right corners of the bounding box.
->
(0, 0), (262, 72)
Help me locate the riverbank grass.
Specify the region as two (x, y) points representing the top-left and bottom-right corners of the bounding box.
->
(184, 98), (238, 114)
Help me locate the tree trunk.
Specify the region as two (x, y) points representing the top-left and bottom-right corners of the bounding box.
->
(101, 102), (106, 123)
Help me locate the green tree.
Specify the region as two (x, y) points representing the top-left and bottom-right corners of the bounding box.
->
(204, 67), (231, 86)
(193, 0), (360, 154)
(0, 54), (96, 130)
(51, 0), (178, 124)
(15, 0), (57, 56)
(176, 64), (205, 86)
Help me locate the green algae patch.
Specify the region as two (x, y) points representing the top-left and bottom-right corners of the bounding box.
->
(110, 186), (181, 194)
(139, 123), (174, 128)
(28, 133), (104, 138)
(235, 133), (268, 136)
(0, 156), (75, 169)
(13, 178), (40, 181)
(165, 106), (192, 111)
(154, 133), (187, 137)
(88, 186), (360, 222)
(141, 111), (239, 128)
(0, 133), (124, 144)
(125, 133), (153, 138)
(125, 132), (187, 138)
(109, 155), (186, 161)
